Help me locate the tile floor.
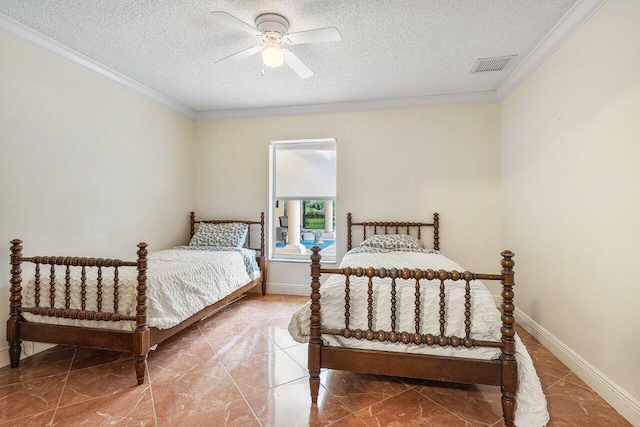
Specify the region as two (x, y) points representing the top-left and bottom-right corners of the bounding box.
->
(0, 294), (631, 426)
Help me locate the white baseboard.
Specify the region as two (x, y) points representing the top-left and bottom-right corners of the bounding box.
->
(263, 282), (309, 296)
(0, 347), (9, 368)
(515, 308), (639, 426)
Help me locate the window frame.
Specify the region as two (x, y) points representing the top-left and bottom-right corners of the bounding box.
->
(268, 138), (337, 263)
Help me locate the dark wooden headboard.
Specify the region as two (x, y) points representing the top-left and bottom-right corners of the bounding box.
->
(346, 212), (439, 251)
(189, 212), (265, 257)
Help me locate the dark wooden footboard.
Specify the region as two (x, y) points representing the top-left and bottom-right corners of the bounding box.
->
(8, 239), (151, 384)
(308, 247), (518, 426)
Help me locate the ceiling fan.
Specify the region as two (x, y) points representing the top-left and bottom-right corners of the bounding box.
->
(211, 11), (342, 79)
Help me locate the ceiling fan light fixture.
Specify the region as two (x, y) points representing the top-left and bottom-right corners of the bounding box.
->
(211, 11), (340, 78)
(262, 42), (284, 67)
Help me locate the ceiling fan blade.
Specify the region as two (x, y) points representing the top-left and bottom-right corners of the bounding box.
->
(284, 27), (342, 45)
(215, 46), (262, 64)
(283, 49), (313, 79)
(211, 11), (262, 36)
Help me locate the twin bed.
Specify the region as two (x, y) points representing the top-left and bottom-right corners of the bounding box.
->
(289, 213), (548, 427)
(7, 212), (266, 384)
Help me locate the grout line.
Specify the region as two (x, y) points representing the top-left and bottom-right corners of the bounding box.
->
(344, 384), (419, 417)
(543, 372), (570, 391)
(62, 354), (134, 375)
(50, 347), (77, 425)
(198, 323), (264, 427)
(327, 411), (368, 426)
(147, 363), (158, 427)
(320, 383), (368, 425)
(412, 386), (477, 425)
(0, 347), (79, 388)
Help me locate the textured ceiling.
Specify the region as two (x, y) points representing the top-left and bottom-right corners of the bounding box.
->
(0, 0), (576, 112)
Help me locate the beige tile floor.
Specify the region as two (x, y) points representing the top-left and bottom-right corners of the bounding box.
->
(0, 294), (631, 426)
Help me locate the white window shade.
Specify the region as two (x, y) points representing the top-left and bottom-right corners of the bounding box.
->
(275, 141), (336, 199)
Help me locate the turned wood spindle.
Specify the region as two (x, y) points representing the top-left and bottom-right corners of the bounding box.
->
(344, 275), (350, 331)
(259, 212), (265, 256)
(390, 277), (397, 333)
(414, 276), (421, 334)
(113, 266), (119, 314)
(80, 266), (87, 310)
(64, 265), (71, 309)
(433, 213), (440, 251)
(49, 264), (56, 308)
(366, 273), (374, 333)
(189, 211), (196, 240)
(97, 266), (103, 312)
(464, 278), (471, 339)
(34, 262), (41, 307)
(347, 212), (352, 251)
(438, 274), (446, 338)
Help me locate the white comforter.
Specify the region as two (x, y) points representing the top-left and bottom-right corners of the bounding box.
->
(22, 248), (255, 331)
(289, 250), (549, 427)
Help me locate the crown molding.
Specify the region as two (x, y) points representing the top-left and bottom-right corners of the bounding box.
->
(195, 91), (499, 122)
(0, 13), (196, 120)
(496, 0), (607, 100)
(2, 0), (606, 122)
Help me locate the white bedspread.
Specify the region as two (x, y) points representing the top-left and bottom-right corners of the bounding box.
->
(22, 248), (255, 331)
(288, 250), (549, 427)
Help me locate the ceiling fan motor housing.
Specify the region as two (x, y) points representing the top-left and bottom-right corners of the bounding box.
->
(256, 13), (290, 36)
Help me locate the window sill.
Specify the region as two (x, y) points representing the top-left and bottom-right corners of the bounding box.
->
(269, 257), (337, 265)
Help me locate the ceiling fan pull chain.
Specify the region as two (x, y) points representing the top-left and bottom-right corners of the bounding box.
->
(261, 68), (265, 77)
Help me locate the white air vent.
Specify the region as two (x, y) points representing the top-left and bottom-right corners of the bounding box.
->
(470, 55), (518, 73)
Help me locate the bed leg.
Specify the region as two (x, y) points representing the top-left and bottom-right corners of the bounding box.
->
(502, 384), (516, 426)
(309, 374), (320, 404)
(260, 256), (267, 296)
(135, 355), (147, 385)
(309, 342), (321, 404)
(7, 321), (22, 368)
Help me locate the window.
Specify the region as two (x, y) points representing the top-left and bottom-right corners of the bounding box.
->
(269, 139), (337, 262)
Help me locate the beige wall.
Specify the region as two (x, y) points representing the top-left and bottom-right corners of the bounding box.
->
(194, 103), (502, 294)
(500, 0), (640, 420)
(0, 34), (195, 362)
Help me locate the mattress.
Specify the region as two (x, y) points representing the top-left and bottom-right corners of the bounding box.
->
(288, 249), (549, 427)
(22, 248), (257, 331)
